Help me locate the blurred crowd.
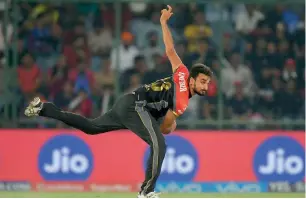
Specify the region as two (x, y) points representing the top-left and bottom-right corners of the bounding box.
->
(0, 2), (304, 128)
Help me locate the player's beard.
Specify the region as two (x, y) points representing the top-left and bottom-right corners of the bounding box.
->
(194, 84), (206, 96)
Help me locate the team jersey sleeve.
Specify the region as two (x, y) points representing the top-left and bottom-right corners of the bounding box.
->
(172, 64), (189, 117)
(174, 64), (189, 76)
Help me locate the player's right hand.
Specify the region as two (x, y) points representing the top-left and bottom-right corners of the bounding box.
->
(160, 120), (176, 135)
(160, 5), (173, 24)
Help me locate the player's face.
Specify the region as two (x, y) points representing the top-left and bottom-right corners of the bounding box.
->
(193, 74), (211, 96)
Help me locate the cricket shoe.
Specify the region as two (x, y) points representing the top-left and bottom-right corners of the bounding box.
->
(138, 192), (160, 198)
(24, 97), (43, 117)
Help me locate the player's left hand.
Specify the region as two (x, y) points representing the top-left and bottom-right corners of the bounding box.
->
(160, 5), (173, 24)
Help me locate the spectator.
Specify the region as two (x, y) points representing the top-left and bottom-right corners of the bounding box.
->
(90, 84), (103, 116)
(94, 56), (115, 89)
(294, 39), (305, 91)
(282, 58), (297, 83)
(91, 84), (115, 116)
(221, 52), (254, 98)
(48, 55), (69, 97)
(274, 22), (290, 43)
(175, 40), (193, 69)
(48, 23), (63, 54)
(143, 31), (163, 69)
(227, 82), (252, 121)
(252, 38), (267, 81)
(30, 18), (49, 41)
(93, 3), (132, 31)
(101, 85), (116, 114)
(53, 81), (75, 110)
(100, 85), (116, 115)
(265, 5), (285, 33)
(28, 18), (53, 56)
(235, 4), (265, 35)
(270, 77), (282, 118)
(244, 41), (254, 65)
(257, 67), (275, 116)
(282, 7), (299, 34)
(58, 4), (79, 30)
(266, 42), (278, 69)
(142, 53), (171, 84)
(88, 22), (113, 71)
(277, 40), (292, 69)
(190, 39), (216, 66)
(131, 9), (179, 50)
(168, 4), (191, 33)
(141, 11), (164, 49)
(128, 2), (148, 18)
(121, 55), (147, 91)
(294, 13), (305, 48)
(184, 10), (213, 53)
(69, 89), (93, 118)
(279, 80), (301, 119)
(87, 23), (113, 58)
(111, 31), (139, 72)
(28, 4), (59, 26)
(180, 95), (200, 121)
(210, 59), (221, 77)
(17, 53), (41, 99)
(34, 23), (63, 72)
(205, 2), (231, 24)
(125, 73), (142, 93)
(222, 33), (237, 60)
(64, 21), (86, 45)
(68, 61), (95, 94)
(63, 37), (91, 68)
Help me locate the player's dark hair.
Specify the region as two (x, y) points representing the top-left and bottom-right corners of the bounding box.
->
(189, 63), (213, 81)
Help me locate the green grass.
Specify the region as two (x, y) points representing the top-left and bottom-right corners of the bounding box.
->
(0, 192), (304, 198)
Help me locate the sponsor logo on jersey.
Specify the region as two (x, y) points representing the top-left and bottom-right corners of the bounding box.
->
(178, 72), (187, 92)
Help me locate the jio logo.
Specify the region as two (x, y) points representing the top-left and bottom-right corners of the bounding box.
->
(38, 134), (93, 181)
(143, 135), (199, 182)
(253, 136), (305, 182)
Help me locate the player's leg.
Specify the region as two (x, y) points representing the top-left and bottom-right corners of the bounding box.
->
(25, 97), (125, 134)
(141, 147), (157, 194)
(118, 102), (166, 196)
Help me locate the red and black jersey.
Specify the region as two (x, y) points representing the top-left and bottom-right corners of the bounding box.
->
(134, 64), (190, 119)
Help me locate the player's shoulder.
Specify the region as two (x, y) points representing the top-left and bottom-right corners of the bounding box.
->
(174, 64), (189, 74)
